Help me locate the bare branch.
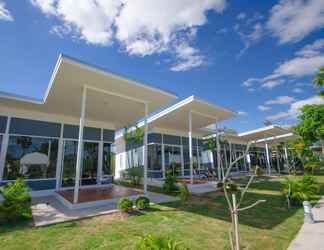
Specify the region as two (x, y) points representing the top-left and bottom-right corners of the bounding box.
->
(237, 174), (255, 208)
(237, 200), (266, 212)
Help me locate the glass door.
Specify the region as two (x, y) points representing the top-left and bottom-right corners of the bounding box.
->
(164, 145), (182, 176)
(61, 140), (99, 187)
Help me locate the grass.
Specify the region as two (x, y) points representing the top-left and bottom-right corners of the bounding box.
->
(1, 174), (323, 250)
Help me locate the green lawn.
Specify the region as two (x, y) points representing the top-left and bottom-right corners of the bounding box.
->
(1, 175), (323, 250)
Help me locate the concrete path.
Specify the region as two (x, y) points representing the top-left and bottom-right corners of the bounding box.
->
(32, 192), (178, 227)
(288, 196), (324, 250)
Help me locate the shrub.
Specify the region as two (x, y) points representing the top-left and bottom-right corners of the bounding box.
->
(216, 181), (223, 189)
(179, 183), (190, 205)
(163, 171), (178, 193)
(0, 178), (31, 223)
(135, 196), (150, 210)
(125, 167), (143, 186)
(117, 197), (133, 212)
(282, 175), (319, 207)
(135, 234), (190, 250)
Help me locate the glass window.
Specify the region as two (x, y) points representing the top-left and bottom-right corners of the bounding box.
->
(61, 141), (99, 187)
(165, 145), (182, 176)
(103, 143), (114, 175)
(4, 136), (58, 180)
(148, 144), (162, 170)
(183, 146), (198, 170)
(126, 146), (143, 168)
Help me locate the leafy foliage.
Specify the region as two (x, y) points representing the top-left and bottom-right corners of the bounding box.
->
(313, 66), (324, 97)
(282, 175), (319, 207)
(135, 196), (150, 210)
(125, 166), (143, 186)
(117, 197), (133, 212)
(135, 234), (190, 250)
(179, 183), (190, 205)
(163, 171), (178, 194)
(0, 178), (31, 223)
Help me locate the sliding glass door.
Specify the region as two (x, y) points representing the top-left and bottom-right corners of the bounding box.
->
(61, 140), (99, 187)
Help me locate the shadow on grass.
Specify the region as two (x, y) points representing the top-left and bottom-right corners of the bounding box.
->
(157, 190), (299, 230)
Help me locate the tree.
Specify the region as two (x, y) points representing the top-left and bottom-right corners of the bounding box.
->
(294, 104), (324, 155)
(313, 66), (324, 97)
(222, 142), (265, 250)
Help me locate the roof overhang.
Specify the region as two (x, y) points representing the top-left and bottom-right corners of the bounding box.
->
(254, 132), (300, 147)
(0, 54), (177, 129)
(238, 125), (292, 142)
(144, 96), (237, 134)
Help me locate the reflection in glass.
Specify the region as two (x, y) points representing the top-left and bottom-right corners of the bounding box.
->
(183, 146), (198, 171)
(164, 145), (182, 176)
(103, 143), (113, 175)
(148, 144), (162, 170)
(4, 136), (58, 180)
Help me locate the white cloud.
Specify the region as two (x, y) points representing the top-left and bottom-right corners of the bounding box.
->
(170, 43), (204, 71)
(236, 12), (246, 20)
(265, 96), (295, 105)
(267, 95), (324, 121)
(292, 87), (303, 93)
(31, 0), (227, 71)
(0, 1), (13, 21)
(258, 105), (271, 111)
(267, 0), (324, 44)
(243, 38), (324, 90)
(238, 111), (247, 116)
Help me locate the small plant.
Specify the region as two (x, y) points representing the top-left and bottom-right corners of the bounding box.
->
(179, 183), (190, 205)
(135, 196), (150, 210)
(282, 175), (319, 207)
(163, 171), (178, 194)
(135, 234), (189, 250)
(125, 166), (143, 186)
(216, 181), (224, 189)
(117, 197), (133, 212)
(0, 178), (31, 223)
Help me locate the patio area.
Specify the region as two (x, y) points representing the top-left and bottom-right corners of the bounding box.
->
(32, 185), (179, 227)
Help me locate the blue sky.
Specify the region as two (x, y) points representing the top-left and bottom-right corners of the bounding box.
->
(0, 0), (323, 132)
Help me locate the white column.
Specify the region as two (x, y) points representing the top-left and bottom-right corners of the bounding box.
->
(73, 86), (87, 204)
(265, 142), (271, 176)
(180, 141), (184, 177)
(55, 123), (64, 190)
(284, 143), (289, 170)
(143, 103), (148, 193)
(161, 134), (165, 179)
(216, 129), (221, 180)
(188, 110), (193, 184)
(0, 116), (11, 180)
(97, 128), (104, 184)
(276, 145), (280, 175)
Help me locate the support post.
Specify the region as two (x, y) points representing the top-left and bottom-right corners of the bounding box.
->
(73, 86), (87, 204)
(216, 127), (221, 180)
(0, 116), (11, 180)
(265, 143), (271, 176)
(188, 110), (193, 184)
(276, 145), (280, 175)
(143, 103), (148, 193)
(97, 128), (104, 184)
(161, 134), (165, 179)
(55, 124), (64, 190)
(284, 143), (289, 171)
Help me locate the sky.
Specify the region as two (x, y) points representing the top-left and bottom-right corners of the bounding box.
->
(0, 0), (323, 132)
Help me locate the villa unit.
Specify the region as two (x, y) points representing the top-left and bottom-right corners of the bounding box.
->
(0, 55), (297, 208)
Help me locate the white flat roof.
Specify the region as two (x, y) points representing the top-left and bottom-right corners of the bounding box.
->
(255, 132), (300, 146)
(238, 125), (291, 142)
(145, 96), (237, 134)
(0, 54), (177, 129)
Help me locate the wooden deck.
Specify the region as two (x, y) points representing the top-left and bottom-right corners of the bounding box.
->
(57, 186), (142, 204)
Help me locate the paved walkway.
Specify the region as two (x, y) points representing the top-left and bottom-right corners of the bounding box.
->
(288, 196), (324, 250)
(32, 192), (178, 227)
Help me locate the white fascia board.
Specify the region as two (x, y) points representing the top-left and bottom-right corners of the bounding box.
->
(255, 133), (296, 144)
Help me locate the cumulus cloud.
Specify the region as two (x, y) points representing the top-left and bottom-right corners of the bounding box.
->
(0, 1), (13, 21)
(265, 96), (295, 105)
(31, 0), (226, 71)
(267, 0), (324, 44)
(292, 87), (303, 93)
(243, 38), (324, 90)
(238, 111), (248, 116)
(266, 96), (324, 121)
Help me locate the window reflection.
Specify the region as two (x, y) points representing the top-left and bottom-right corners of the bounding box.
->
(4, 136), (58, 180)
(148, 144), (162, 170)
(103, 143), (113, 175)
(164, 145), (182, 176)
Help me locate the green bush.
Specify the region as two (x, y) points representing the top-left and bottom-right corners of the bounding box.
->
(282, 175), (319, 207)
(163, 171), (178, 194)
(179, 183), (190, 205)
(125, 167), (143, 186)
(0, 178), (31, 223)
(117, 197), (133, 212)
(135, 234), (190, 250)
(135, 196), (150, 210)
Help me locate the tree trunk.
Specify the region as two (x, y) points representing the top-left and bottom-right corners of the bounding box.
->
(321, 139), (324, 156)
